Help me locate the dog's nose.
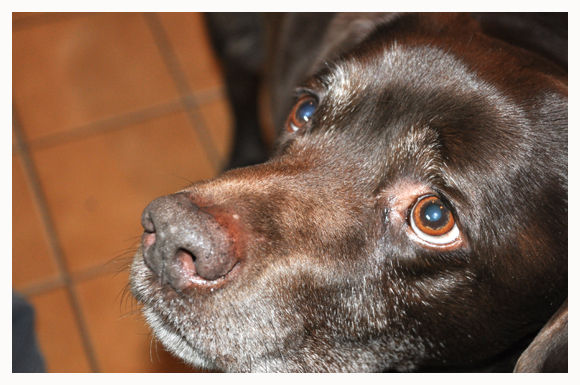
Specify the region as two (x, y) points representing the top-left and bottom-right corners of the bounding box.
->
(140, 192), (237, 289)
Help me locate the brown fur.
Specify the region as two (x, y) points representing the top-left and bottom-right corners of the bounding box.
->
(130, 13), (567, 372)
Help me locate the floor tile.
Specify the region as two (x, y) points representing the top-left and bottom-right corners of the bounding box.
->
(31, 111), (216, 274)
(12, 12), (83, 27)
(12, 12), (43, 21)
(75, 269), (196, 372)
(157, 13), (224, 92)
(12, 152), (60, 289)
(198, 96), (233, 162)
(13, 13), (179, 141)
(27, 287), (92, 372)
(14, 11), (233, 374)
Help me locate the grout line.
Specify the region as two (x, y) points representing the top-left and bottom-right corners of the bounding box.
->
(24, 99), (182, 152)
(143, 12), (224, 173)
(18, 276), (66, 298)
(12, 106), (101, 373)
(17, 258), (130, 298)
(13, 88), (226, 153)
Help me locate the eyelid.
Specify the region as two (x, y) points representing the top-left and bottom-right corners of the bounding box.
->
(293, 88), (319, 102)
(378, 182), (467, 251)
(410, 216), (460, 245)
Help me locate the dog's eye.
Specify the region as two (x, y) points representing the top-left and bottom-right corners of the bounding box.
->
(286, 95), (317, 133)
(409, 195), (460, 245)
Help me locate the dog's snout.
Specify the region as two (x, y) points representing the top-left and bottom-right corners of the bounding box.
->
(140, 193), (238, 289)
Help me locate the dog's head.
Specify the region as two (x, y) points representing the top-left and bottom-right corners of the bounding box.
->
(130, 14), (567, 372)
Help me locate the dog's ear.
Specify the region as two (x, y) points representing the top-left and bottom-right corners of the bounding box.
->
(471, 13), (567, 69)
(312, 13), (401, 68)
(514, 299), (568, 372)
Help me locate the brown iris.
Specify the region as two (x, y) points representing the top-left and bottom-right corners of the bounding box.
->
(412, 195), (455, 236)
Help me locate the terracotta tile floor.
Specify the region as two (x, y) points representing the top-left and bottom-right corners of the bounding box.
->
(12, 12), (232, 372)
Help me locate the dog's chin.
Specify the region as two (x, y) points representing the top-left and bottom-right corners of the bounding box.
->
(143, 306), (296, 372)
(130, 254), (223, 371)
(143, 307), (218, 371)
(130, 252), (267, 372)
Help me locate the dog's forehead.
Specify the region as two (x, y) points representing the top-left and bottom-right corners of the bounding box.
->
(320, 43), (493, 108)
(305, 42), (533, 193)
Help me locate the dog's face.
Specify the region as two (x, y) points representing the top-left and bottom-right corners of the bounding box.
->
(130, 19), (567, 372)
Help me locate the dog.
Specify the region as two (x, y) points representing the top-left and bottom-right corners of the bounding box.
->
(129, 13), (567, 372)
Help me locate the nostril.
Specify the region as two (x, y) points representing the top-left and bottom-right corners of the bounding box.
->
(142, 232), (156, 248)
(177, 247), (196, 262)
(176, 248), (197, 277)
(141, 209), (156, 233)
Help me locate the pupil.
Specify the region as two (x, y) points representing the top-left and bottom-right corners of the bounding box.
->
(424, 203), (442, 222)
(419, 200), (449, 229)
(296, 100), (316, 123)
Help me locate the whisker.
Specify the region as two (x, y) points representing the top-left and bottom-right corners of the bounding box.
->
(149, 333), (156, 364)
(105, 243), (141, 276)
(117, 282), (141, 318)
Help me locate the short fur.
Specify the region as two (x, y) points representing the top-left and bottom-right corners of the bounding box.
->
(130, 13), (567, 372)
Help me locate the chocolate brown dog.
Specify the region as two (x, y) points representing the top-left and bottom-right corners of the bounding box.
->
(130, 13), (567, 372)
